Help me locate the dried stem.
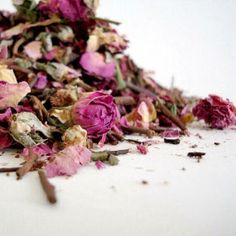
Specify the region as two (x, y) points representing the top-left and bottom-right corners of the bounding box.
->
(114, 96), (136, 106)
(16, 149), (38, 180)
(156, 98), (186, 131)
(0, 167), (19, 173)
(122, 126), (155, 138)
(38, 170), (57, 204)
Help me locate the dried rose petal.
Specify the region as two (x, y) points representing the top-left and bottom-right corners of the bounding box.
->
(0, 46), (8, 59)
(0, 126), (13, 150)
(126, 100), (157, 128)
(95, 160), (105, 170)
(193, 95), (236, 129)
(45, 145), (91, 177)
(38, 0), (92, 22)
(0, 108), (12, 123)
(72, 91), (118, 139)
(62, 125), (87, 147)
(22, 144), (53, 161)
(0, 81), (31, 110)
(0, 65), (17, 84)
(24, 41), (43, 60)
(80, 52), (115, 78)
(34, 72), (48, 89)
(161, 129), (180, 139)
(137, 144), (148, 155)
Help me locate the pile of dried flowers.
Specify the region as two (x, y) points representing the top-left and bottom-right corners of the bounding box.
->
(0, 0), (236, 203)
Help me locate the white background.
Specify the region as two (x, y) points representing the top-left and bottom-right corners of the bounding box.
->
(1, 1), (236, 236)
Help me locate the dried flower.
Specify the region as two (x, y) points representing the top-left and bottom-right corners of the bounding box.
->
(62, 125), (87, 147)
(0, 81), (31, 110)
(0, 65), (17, 84)
(192, 95), (236, 129)
(95, 160), (105, 169)
(80, 52), (115, 78)
(136, 143), (148, 155)
(22, 144), (53, 161)
(24, 41), (43, 60)
(38, 0), (94, 22)
(0, 108), (12, 123)
(0, 126), (13, 150)
(9, 112), (52, 146)
(45, 145), (91, 177)
(126, 100), (157, 128)
(72, 91), (117, 139)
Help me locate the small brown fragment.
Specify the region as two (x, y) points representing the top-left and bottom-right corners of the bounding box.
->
(214, 142), (220, 146)
(187, 152), (205, 162)
(141, 180), (148, 185)
(38, 170), (57, 204)
(164, 138), (180, 145)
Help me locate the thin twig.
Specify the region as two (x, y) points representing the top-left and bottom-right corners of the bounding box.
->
(38, 170), (57, 204)
(16, 148), (38, 180)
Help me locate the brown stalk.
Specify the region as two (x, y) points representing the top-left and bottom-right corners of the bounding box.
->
(38, 170), (57, 204)
(114, 96), (136, 106)
(156, 98), (186, 131)
(16, 149), (38, 180)
(0, 167), (19, 173)
(122, 126), (155, 138)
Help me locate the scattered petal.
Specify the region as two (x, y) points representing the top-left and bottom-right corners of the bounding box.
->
(45, 145), (91, 177)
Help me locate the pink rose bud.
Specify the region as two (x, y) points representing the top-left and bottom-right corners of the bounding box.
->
(72, 91), (118, 139)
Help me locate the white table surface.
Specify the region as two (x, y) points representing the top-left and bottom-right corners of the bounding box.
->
(1, 1), (236, 236)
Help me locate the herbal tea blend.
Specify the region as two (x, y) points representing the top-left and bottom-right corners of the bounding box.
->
(0, 0), (236, 203)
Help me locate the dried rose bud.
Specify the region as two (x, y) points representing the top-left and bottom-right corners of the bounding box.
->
(193, 95), (236, 129)
(71, 91), (118, 139)
(62, 125), (87, 147)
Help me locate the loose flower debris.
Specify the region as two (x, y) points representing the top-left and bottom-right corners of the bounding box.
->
(0, 0), (236, 204)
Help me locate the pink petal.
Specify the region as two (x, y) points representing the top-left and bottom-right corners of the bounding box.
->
(80, 52), (115, 78)
(45, 145), (91, 177)
(137, 144), (148, 155)
(24, 41), (43, 60)
(0, 81), (31, 110)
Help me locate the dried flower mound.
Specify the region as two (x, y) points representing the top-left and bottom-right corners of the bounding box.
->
(24, 41), (43, 60)
(0, 126), (13, 150)
(80, 52), (115, 78)
(62, 125), (87, 147)
(72, 91), (117, 139)
(0, 81), (31, 110)
(0, 65), (17, 84)
(45, 145), (91, 177)
(137, 144), (148, 155)
(192, 95), (236, 129)
(38, 0), (95, 22)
